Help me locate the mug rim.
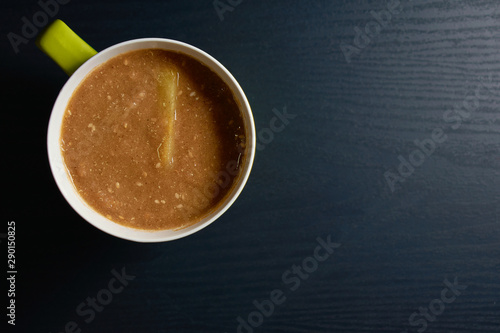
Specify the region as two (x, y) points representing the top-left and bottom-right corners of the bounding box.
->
(47, 38), (256, 242)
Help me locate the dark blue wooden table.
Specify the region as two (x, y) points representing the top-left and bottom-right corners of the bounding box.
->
(2, 0), (500, 332)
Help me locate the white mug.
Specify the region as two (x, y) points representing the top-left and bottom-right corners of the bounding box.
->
(39, 20), (256, 242)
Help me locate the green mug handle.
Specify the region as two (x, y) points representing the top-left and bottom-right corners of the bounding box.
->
(36, 19), (98, 76)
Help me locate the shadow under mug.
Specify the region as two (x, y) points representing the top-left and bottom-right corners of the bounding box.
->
(38, 20), (256, 242)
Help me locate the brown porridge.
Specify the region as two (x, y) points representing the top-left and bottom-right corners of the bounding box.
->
(61, 49), (247, 230)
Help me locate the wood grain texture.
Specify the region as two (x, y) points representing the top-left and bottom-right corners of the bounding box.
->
(1, 0), (499, 332)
